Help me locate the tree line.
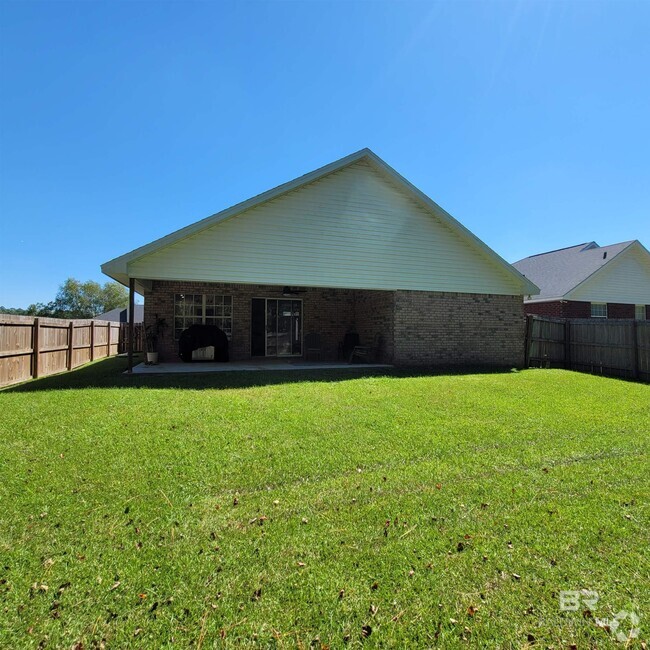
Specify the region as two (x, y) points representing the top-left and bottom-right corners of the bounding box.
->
(1, 278), (129, 319)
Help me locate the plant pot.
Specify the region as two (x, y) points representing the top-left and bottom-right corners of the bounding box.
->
(146, 352), (159, 365)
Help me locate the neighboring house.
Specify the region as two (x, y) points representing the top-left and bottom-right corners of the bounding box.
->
(94, 305), (144, 323)
(513, 241), (650, 320)
(101, 149), (538, 367)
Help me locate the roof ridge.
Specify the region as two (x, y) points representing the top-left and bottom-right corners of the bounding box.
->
(524, 242), (596, 259)
(519, 239), (637, 263)
(599, 239), (637, 249)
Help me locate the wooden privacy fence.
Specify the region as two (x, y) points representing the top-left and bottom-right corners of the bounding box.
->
(118, 322), (144, 355)
(525, 315), (650, 382)
(0, 315), (122, 388)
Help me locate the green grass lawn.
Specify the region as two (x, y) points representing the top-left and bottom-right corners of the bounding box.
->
(1, 359), (648, 648)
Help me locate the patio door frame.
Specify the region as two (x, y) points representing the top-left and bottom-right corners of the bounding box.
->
(251, 297), (303, 357)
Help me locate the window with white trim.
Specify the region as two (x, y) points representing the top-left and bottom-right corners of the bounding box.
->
(590, 302), (607, 318)
(636, 304), (646, 320)
(174, 294), (232, 340)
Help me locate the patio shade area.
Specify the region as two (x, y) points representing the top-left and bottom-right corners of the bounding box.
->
(128, 360), (393, 374)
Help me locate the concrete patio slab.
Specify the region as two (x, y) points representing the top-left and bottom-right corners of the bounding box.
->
(128, 361), (393, 374)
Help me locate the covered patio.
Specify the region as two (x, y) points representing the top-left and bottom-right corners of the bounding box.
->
(124, 279), (396, 371)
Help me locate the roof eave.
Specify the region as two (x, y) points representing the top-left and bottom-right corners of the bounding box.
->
(524, 296), (566, 304)
(100, 262), (147, 295)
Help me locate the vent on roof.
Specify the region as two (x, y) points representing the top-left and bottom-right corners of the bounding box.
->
(603, 252), (607, 259)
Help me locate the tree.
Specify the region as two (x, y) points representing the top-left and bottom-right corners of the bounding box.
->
(48, 278), (129, 318)
(1, 279), (129, 319)
(0, 303), (50, 316)
(26, 303), (52, 316)
(0, 305), (29, 315)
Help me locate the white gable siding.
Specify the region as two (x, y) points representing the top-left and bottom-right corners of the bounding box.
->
(128, 161), (522, 295)
(568, 245), (650, 303)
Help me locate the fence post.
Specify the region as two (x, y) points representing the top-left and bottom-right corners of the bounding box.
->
(128, 278), (135, 373)
(564, 320), (571, 370)
(33, 317), (40, 379)
(68, 321), (74, 370)
(524, 315), (533, 368)
(90, 320), (95, 361)
(632, 320), (639, 380)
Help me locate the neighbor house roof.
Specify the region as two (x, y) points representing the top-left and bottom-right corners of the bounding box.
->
(513, 240), (643, 302)
(102, 148), (538, 296)
(94, 305), (144, 323)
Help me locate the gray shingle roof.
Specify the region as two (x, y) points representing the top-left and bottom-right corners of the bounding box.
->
(94, 304), (144, 323)
(512, 241), (635, 300)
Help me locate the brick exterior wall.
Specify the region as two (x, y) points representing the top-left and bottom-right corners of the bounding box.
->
(607, 303), (635, 319)
(354, 290), (395, 363)
(524, 300), (648, 319)
(564, 301), (593, 318)
(143, 281), (394, 363)
(393, 291), (525, 367)
(524, 300), (591, 318)
(522, 301), (566, 318)
(144, 282), (525, 367)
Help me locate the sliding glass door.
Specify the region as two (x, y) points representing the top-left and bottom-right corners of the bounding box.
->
(252, 299), (302, 357)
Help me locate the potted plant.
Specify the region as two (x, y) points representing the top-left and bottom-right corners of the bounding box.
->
(145, 315), (167, 364)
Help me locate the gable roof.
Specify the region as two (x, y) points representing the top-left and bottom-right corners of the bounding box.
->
(102, 148), (538, 295)
(513, 240), (638, 301)
(94, 305), (144, 323)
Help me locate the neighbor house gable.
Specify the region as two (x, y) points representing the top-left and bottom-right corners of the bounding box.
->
(103, 149), (536, 295)
(513, 241), (636, 302)
(566, 241), (650, 303)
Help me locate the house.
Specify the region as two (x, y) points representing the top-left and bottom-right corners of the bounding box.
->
(513, 241), (650, 319)
(94, 305), (144, 323)
(101, 149), (538, 368)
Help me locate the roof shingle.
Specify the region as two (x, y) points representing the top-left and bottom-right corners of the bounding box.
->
(512, 241), (635, 300)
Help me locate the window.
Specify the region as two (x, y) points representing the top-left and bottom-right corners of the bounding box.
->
(174, 294), (232, 340)
(590, 302), (607, 318)
(636, 304), (647, 321)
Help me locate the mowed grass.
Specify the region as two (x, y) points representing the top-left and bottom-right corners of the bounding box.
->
(0, 360), (648, 649)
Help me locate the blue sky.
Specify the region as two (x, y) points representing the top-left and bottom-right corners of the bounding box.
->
(1, 0), (649, 306)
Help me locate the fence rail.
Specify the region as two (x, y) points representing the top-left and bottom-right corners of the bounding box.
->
(525, 315), (650, 382)
(0, 314), (125, 387)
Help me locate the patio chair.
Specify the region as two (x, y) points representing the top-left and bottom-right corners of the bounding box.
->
(348, 333), (384, 364)
(304, 332), (322, 361)
(339, 331), (360, 361)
